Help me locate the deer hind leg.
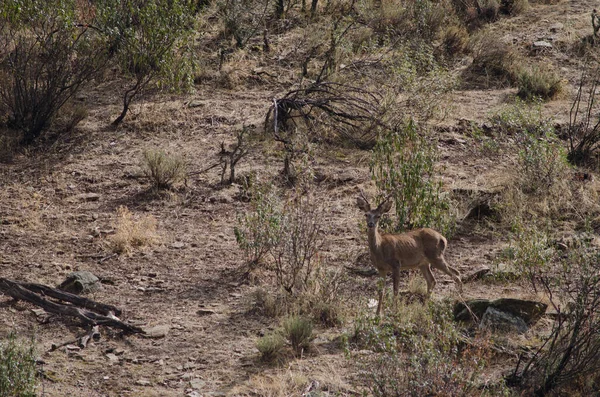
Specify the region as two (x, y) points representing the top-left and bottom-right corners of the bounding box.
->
(430, 256), (462, 292)
(419, 264), (436, 296)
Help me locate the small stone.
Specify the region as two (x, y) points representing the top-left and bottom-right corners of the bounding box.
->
(197, 309), (215, 316)
(189, 378), (206, 390)
(143, 325), (170, 338)
(549, 22), (564, 32)
(106, 353), (120, 365)
(187, 100), (205, 108)
(171, 241), (186, 249)
(71, 193), (101, 202)
(135, 379), (151, 386)
(532, 40), (552, 50)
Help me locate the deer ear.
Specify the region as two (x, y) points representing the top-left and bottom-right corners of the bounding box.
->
(356, 196), (371, 212)
(377, 199), (393, 213)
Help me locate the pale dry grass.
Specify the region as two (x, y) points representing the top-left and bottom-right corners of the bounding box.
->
(109, 206), (158, 254)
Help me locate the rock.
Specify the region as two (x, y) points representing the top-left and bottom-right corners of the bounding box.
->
(187, 100), (205, 108)
(171, 241), (186, 249)
(135, 379), (151, 386)
(143, 325), (170, 338)
(532, 41), (552, 50)
(105, 353), (120, 365)
(454, 299), (492, 322)
(549, 22), (564, 32)
(454, 298), (547, 328)
(490, 298), (547, 325)
(480, 307), (529, 334)
(57, 271), (102, 294)
(69, 193), (101, 202)
(189, 378), (206, 390)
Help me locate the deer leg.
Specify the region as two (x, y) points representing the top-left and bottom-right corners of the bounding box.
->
(430, 256), (462, 292)
(392, 267), (400, 311)
(376, 272), (386, 316)
(420, 264), (436, 296)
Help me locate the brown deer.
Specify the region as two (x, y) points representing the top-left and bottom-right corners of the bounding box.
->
(357, 193), (462, 315)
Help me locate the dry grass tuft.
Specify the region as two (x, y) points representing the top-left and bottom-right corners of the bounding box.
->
(110, 206), (158, 254)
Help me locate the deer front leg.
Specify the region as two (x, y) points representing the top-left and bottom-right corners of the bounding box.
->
(376, 273), (386, 316)
(392, 267), (400, 311)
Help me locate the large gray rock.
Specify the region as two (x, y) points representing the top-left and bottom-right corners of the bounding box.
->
(454, 298), (547, 330)
(480, 307), (529, 334)
(57, 271), (102, 294)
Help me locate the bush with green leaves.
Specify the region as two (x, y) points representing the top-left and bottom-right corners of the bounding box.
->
(283, 315), (313, 355)
(0, 333), (37, 397)
(516, 130), (569, 196)
(0, 0), (107, 144)
(370, 119), (452, 235)
(141, 149), (187, 190)
(352, 299), (496, 396)
(490, 99), (554, 137)
(94, 0), (196, 125)
(234, 183), (283, 267)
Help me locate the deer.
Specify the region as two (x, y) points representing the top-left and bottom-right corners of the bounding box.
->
(356, 192), (462, 316)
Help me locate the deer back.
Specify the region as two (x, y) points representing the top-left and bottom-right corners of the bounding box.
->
(374, 228), (446, 271)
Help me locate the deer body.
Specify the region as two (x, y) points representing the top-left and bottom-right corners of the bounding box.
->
(358, 195), (462, 315)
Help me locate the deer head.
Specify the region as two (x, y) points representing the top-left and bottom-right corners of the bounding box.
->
(356, 192), (392, 229)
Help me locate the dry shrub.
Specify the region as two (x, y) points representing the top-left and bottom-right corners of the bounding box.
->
(256, 332), (285, 361)
(282, 315), (313, 355)
(468, 32), (522, 86)
(110, 206), (158, 254)
(511, 246), (600, 395)
(441, 25), (470, 57)
(517, 64), (564, 101)
(141, 149), (186, 190)
(501, 0), (529, 15)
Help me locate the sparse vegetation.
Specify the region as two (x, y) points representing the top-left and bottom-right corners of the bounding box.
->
(283, 315), (313, 355)
(141, 149), (187, 190)
(0, 333), (37, 397)
(2, 0), (600, 394)
(517, 65), (564, 101)
(256, 332), (285, 361)
(110, 206), (158, 254)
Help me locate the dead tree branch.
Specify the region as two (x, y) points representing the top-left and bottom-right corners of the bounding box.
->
(0, 278), (143, 334)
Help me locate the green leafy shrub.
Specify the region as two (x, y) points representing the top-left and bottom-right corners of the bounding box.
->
(0, 333), (37, 397)
(256, 332), (285, 361)
(234, 183), (283, 267)
(370, 119), (453, 235)
(352, 299), (494, 396)
(283, 316), (313, 355)
(516, 130), (569, 195)
(490, 100), (554, 137)
(95, 0), (196, 125)
(141, 149), (187, 190)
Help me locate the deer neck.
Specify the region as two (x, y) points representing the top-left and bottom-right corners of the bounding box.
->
(367, 225), (382, 252)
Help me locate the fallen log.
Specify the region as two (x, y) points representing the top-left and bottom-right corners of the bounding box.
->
(0, 278), (143, 334)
